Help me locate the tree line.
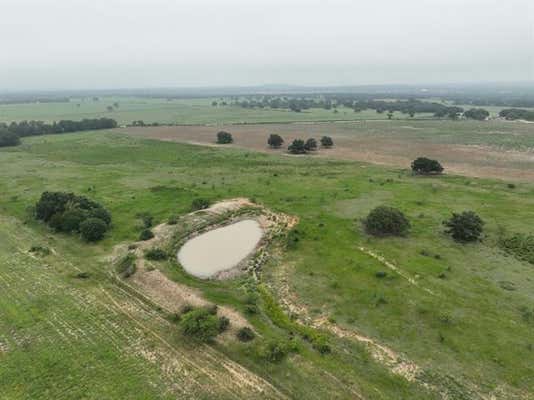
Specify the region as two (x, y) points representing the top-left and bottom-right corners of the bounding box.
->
(0, 118), (117, 147)
(499, 108), (534, 122)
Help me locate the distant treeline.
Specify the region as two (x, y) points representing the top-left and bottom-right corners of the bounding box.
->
(0, 118), (117, 147)
(0, 97), (70, 105)
(232, 97), (465, 118)
(499, 108), (534, 122)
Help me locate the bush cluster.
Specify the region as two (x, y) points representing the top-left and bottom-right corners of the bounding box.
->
(144, 248), (168, 261)
(35, 191), (111, 241)
(0, 128), (21, 147)
(191, 198), (210, 211)
(179, 308), (221, 342)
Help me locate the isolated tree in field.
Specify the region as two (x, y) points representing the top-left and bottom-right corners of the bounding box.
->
(216, 131), (233, 144)
(80, 218), (108, 242)
(387, 112), (394, 120)
(411, 157), (444, 175)
(464, 108), (490, 121)
(304, 138), (317, 151)
(267, 134), (284, 148)
(320, 136), (333, 148)
(364, 206), (410, 237)
(106, 105), (113, 112)
(288, 139), (307, 154)
(211, 101), (218, 106)
(0, 128), (20, 147)
(409, 110), (415, 118)
(443, 211), (484, 242)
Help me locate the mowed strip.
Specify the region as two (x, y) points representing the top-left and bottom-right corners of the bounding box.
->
(122, 120), (534, 182)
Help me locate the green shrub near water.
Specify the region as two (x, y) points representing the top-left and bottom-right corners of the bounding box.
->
(144, 248), (168, 260)
(180, 308), (220, 342)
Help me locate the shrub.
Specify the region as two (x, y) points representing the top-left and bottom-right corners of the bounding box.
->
(259, 340), (290, 363)
(304, 138), (317, 151)
(60, 208), (86, 232)
(88, 207), (112, 226)
(139, 229), (154, 241)
(464, 108), (490, 120)
(364, 206), (410, 237)
(287, 139), (307, 154)
(80, 218), (108, 241)
(0, 129), (21, 147)
(236, 327), (255, 342)
(29, 245), (50, 256)
(116, 253), (137, 278)
(411, 157), (444, 175)
(443, 211), (484, 242)
(267, 134), (284, 148)
(218, 316), (230, 333)
(375, 271), (387, 278)
(216, 131), (233, 144)
(191, 198), (210, 211)
(137, 212), (153, 228)
(180, 308), (220, 342)
(144, 248), (168, 261)
(167, 215), (178, 225)
(320, 136), (333, 148)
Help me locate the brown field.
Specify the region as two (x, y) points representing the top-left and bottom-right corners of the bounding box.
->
(122, 120), (534, 182)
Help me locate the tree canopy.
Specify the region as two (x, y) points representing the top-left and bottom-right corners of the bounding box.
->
(464, 108), (490, 120)
(267, 134), (284, 148)
(0, 128), (21, 147)
(216, 131), (233, 144)
(320, 136), (333, 148)
(411, 157), (444, 175)
(443, 211), (484, 242)
(364, 206), (411, 237)
(288, 139), (307, 154)
(304, 138), (317, 151)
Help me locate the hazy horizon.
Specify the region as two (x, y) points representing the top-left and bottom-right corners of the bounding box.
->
(2, 0), (533, 91)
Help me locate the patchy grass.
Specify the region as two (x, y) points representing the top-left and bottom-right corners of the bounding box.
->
(1, 130), (533, 398)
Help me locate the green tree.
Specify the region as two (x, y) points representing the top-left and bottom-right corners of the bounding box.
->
(464, 108), (490, 120)
(364, 206), (411, 237)
(216, 131), (233, 144)
(304, 138), (317, 151)
(0, 129), (20, 147)
(320, 136), (333, 148)
(80, 218), (108, 242)
(411, 157), (444, 175)
(267, 134), (284, 148)
(443, 211), (484, 242)
(288, 139), (307, 154)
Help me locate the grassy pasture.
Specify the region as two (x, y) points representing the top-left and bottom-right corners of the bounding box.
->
(0, 96), (436, 125)
(0, 131), (533, 399)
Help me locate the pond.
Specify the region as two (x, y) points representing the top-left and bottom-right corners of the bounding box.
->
(177, 219), (263, 279)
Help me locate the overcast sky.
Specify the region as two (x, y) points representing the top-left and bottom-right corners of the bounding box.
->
(1, 0), (533, 90)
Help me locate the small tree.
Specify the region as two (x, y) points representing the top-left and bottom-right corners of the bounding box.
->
(139, 229), (154, 241)
(364, 206), (410, 237)
(411, 157), (444, 175)
(80, 218), (107, 242)
(320, 136), (333, 148)
(304, 138), (317, 151)
(288, 139), (307, 154)
(180, 308), (220, 342)
(387, 112), (394, 120)
(216, 131), (233, 144)
(267, 134), (284, 148)
(0, 129), (20, 147)
(443, 211), (484, 242)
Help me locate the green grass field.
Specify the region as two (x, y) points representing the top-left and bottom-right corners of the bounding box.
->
(0, 97), (437, 125)
(1, 130), (533, 399)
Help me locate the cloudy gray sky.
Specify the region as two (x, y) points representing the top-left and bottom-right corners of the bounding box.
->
(1, 0), (533, 90)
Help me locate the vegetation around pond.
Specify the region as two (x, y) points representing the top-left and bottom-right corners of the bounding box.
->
(1, 130), (533, 399)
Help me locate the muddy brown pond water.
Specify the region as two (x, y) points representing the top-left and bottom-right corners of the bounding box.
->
(177, 219), (263, 279)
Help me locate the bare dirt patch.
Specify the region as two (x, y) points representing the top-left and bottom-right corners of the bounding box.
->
(123, 121), (534, 182)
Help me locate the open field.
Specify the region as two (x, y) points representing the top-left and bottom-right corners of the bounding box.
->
(0, 97), (436, 125)
(124, 119), (534, 182)
(1, 130), (533, 399)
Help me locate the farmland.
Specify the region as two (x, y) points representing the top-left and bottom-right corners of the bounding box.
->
(125, 119), (534, 182)
(1, 127), (533, 399)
